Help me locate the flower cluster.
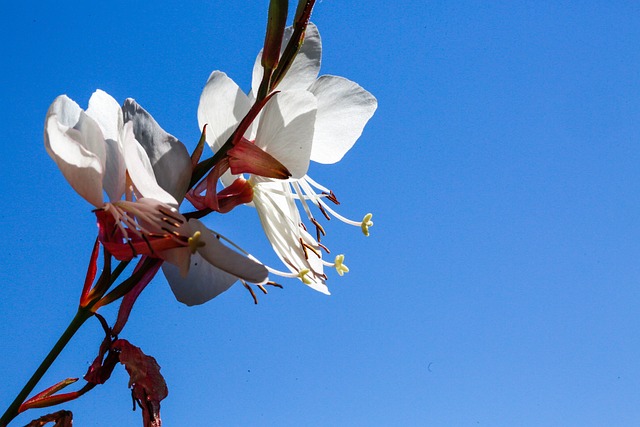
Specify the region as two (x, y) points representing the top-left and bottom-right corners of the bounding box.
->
(46, 22), (376, 306)
(0, 6), (377, 426)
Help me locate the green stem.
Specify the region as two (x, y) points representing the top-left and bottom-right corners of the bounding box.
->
(0, 308), (93, 427)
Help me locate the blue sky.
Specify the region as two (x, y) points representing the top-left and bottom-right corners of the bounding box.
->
(2, 1), (640, 426)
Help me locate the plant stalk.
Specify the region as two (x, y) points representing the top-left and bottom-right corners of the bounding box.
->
(0, 308), (93, 427)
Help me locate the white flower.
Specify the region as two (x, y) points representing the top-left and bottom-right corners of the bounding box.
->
(45, 90), (268, 306)
(198, 73), (325, 291)
(122, 98), (270, 305)
(196, 23), (377, 294)
(252, 22), (378, 265)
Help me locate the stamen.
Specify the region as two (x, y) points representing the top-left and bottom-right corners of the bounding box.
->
(361, 213), (374, 237)
(318, 242), (330, 254)
(311, 218), (326, 242)
(126, 239), (137, 258)
(299, 238), (321, 259)
(292, 182), (321, 237)
(188, 231), (204, 254)
(317, 198), (373, 236)
(257, 284), (268, 294)
(323, 191), (340, 205)
(158, 208), (185, 225)
(161, 227), (182, 239)
(242, 281), (259, 304)
(334, 254), (349, 276)
(162, 217), (182, 228)
(317, 203), (331, 221)
(265, 281), (283, 289)
(141, 233), (156, 256)
(303, 175), (332, 194)
(297, 269), (312, 285)
(299, 237), (309, 260)
(265, 265), (301, 279)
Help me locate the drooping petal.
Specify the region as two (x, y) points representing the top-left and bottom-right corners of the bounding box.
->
(197, 71), (252, 152)
(163, 253), (238, 306)
(160, 247), (191, 278)
(252, 180), (329, 294)
(309, 75), (378, 164)
(121, 123), (178, 207)
(44, 95), (105, 208)
(122, 99), (192, 202)
(251, 22), (322, 97)
(86, 90), (126, 201)
(190, 219), (269, 284)
(254, 91), (317, 179)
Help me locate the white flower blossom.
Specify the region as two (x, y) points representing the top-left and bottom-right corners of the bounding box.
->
(45, 90), (268, 306)
(196, 23), (377, 294)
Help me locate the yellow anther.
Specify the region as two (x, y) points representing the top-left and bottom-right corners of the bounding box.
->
(361, 213), (374, 236)
(188, 231), (205, 254)
(297, 269), (312, 285)
(334, 254), (349, 276)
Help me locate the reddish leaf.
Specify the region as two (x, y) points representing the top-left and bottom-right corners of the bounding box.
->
(79, 237), (100, 307)
(112, 340), (168, 427)
(112, 258), (162, 336)
(24, 410), (73, 427)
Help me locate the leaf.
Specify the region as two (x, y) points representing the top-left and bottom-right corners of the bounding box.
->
(24, 410), (73, 427)
(113, 339), (168, 427)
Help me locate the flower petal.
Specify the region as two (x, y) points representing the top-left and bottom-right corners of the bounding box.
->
(86, 90), (126, 201)
(309, 75), (377, 164)
(122, 99), (192, 202)
(251, 22), (322, 97)
(86, 90), (123, 143)
(163, 253), (238, 306)
(44, 95), (105, 207)
(121, 123), (178, 207)
(189, 219), (269, 284)
(252, 180), (329, 294)
(197, 71), (252, 152)
(254, 91), (317, 179)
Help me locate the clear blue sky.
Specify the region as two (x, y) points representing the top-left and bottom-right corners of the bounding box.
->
(2, 1), (640, 426)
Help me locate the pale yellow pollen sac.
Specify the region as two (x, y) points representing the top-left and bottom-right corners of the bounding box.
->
(361, 213), (374, 237)
(334, 254), (349, 276)
(297, 269), (312, 285)
(188, 231), (205, 254)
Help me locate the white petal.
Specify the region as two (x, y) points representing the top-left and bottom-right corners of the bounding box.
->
(251, 22), (322, 97)
(86, 90), (123, 142)
(121, 122), (178, 206)
(86, 90), (126, 201)
(122, 99), (192, 202)
(197, 71), (251, 152)
(102, 138), (126, 202)
(48, 95), (107, 169)
(254, 91), (317, 179)
(252, 181), (329, 294)
(163, 253), (238, 306)
(160, 246), (192, 278)
(44, 96), (105, 207)
(189, 219), (269, 284)
(309, 76), (377, 164)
